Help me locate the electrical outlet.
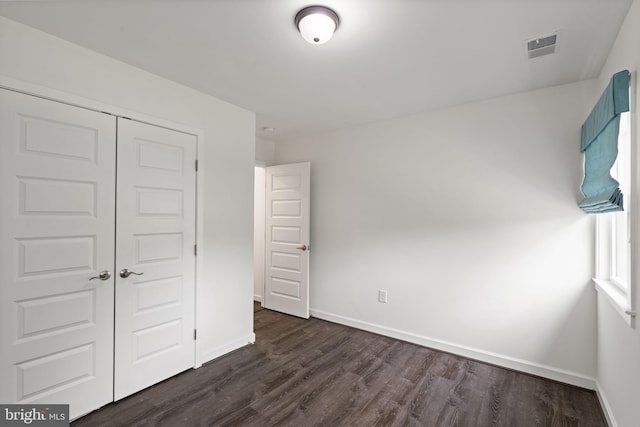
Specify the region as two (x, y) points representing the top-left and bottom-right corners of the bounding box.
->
(378, 290), (388, 303)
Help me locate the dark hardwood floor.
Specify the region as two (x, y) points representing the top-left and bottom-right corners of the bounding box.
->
(72, 303), (607, 426)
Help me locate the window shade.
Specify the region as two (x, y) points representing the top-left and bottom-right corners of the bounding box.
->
(579, 70), (630, 213)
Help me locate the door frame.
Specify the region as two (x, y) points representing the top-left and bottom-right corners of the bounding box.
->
(0, 76), (206, 368)
(254, 163), (266, 306)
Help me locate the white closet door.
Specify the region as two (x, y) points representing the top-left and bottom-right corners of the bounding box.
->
(0, 89), (116, 418)
(114, 118), (197, 400)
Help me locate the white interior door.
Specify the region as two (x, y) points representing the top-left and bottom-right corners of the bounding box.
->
(265, 162), (310, 318)
(114, 118), (197, 400)
(0, 89), (116, 418)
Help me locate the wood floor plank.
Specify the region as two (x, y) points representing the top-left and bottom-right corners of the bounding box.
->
(72, 303), (607, 427)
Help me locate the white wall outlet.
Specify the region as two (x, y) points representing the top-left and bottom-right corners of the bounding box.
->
(378, 290), (388, 303)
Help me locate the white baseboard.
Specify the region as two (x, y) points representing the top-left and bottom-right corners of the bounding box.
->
(310, 308), (597, 390)
(595, 381), (617, 427)
(254, 294), (263, 303)
(197, 333), (256, 367)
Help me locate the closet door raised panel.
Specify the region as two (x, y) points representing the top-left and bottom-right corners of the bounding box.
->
(114, 118), (196, 400)
(0, 89), (116, 419)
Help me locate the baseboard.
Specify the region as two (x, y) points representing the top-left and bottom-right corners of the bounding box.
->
(595, 381), (617, 427)
(310, 308), (596, 390)
(254, 294), (263, 303)
(197, 333), (256, 367)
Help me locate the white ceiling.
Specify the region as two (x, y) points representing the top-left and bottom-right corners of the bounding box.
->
(0, 0), (633, 140)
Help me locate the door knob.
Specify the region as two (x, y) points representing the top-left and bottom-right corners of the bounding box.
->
(296, 245), (308, 251)
(119, 269), (144, 278)
(90, 270), (112, 281)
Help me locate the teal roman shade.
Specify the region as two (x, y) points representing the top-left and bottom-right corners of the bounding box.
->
(579, 70), (630, 213)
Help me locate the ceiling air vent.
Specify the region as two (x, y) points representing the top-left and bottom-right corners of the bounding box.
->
(527, 34), (557, 59)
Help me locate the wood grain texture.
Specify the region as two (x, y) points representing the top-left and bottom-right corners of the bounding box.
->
(72, 303), (607, 427)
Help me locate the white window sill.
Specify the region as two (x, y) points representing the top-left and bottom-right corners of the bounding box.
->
(593, 278), (636, 327)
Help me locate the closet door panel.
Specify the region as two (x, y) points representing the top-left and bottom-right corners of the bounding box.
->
(114, 118), (196, 400)
(0, 89), (116, 419)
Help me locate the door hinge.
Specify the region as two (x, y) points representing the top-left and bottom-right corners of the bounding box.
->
(194, 329), (197, 340)
(195, 160), (198, 171)
(194, 244), (197, 256)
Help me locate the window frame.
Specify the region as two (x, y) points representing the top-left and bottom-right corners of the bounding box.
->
(594, 76), (637, 328)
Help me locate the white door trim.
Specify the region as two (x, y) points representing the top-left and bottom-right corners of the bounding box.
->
(0, 76), (206, 369)
(0, 76), (202, 135)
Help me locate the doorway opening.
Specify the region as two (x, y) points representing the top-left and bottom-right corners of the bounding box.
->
(254, 165), (266, 305)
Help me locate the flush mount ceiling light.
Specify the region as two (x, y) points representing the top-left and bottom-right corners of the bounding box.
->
(295, 6), (339, 45)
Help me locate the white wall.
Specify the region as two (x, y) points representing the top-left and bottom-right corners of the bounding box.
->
(275, 80), (599, 386)
(256, 136), (276, 165)
(593, 1), (640, 426)
(0, 17), (256, 364)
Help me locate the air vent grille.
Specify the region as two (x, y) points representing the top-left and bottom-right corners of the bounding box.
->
(527, 34), (557, 59)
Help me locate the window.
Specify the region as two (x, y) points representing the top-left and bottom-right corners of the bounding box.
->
(594, 107), (636, 326)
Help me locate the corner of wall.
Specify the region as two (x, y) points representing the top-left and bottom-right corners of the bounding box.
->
(595, 381), (619, 427)
(197, 333), (256, 368)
